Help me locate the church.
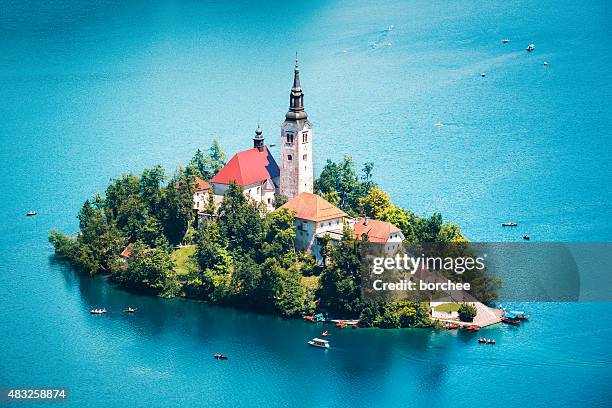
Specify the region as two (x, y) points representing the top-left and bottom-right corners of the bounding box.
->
(195, 59), (403, 263)
(206, 58), (314, 211)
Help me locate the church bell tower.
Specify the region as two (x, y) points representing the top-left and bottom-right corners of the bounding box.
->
(280, 56), (313, 199)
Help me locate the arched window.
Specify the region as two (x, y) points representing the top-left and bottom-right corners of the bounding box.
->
(286, 133), (294, 143)
(288, 154), (292, 161)
(302, 132), (308, 143)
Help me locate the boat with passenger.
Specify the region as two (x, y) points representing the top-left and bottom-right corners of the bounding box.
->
(478, 338), (496, 344)
(214, 354), (228, 360)
(26, 211), (37, 217)
(124, 307), (137, 313)
(526, 44), (535, 52)
(90, 309), (107, 315)
(308, 338), (330, 349)
(502, 222), (518, 227)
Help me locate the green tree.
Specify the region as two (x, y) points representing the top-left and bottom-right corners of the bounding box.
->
(458, 303), (477, 322)
(358, 187), (393, 219)
(317, 227), (363, 317)
(217, 182), (263, 255)
(163, 169), (196, 245)
(117, 242), (180, 297)
(262, 208), (296, 259)
(189, 139), (227, 180)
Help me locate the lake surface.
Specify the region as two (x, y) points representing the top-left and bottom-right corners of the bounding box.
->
(1, 0), (611, 406)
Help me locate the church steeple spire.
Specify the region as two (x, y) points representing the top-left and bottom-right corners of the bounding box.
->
(286, 54), (307, 121)
(253, 121), (264, 152)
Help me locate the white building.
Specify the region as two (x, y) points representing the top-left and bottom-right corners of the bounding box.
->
(279, 192), (347, 263)
(209, 129), (280, 212)
(192, 177), (212, 212)
(350, 217), (404, 254)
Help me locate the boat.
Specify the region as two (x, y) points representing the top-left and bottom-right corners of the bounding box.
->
(26, 211), (37, 217)
(444, 323), (460, 330)
(90, 309), (107, 315)
(526, 44), (535, 52)
(435, 121), (443, 127)
(335, 321), (347, 328)
(481, 72), (486, 77)
(464, 325), (481, 331)
(308, 338), (330, 349)
(543, 61), (549, 66)
(321, 330), (329, 337)
(303, 315), (315, 322)
(213, 354), (228, 360)
(502, 222), (518, 227)
(124, 307), (137, 313)
(502, 39), (510, 44)
(523, 235), (530, 240)
(478, 338), (496, 344)
(502, 313), (521, 325)
(509, 311), (529, 320)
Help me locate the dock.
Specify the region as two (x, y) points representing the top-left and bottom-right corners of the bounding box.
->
(431, 302), (503, 328)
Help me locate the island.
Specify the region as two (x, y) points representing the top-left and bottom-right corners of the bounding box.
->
(50, 60), (499, 329)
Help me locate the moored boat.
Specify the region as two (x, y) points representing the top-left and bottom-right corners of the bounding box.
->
(464, 325), (481, 331)
(308, 338), (330, 349)
(444, 323), (460, 330)
(502, 313), (521, 325)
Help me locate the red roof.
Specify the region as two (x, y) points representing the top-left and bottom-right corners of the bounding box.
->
(279, 192), (347, 222)
(353, 218), (402, 243)
(120, 243), (133, 258)
(211, 147), (279, 186)
(194, 177), (211, 191)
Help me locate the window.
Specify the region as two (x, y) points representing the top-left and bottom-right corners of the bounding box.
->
(286, 133), (294, 143)
(302, 132), (308, 143)
(303, 154), (307, 161)
(288, 154), (292, 161)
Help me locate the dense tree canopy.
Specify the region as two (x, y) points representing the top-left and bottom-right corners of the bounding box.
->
(50, 142), (498, 326)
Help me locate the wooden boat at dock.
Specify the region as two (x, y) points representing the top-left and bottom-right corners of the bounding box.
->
(464, 325), (481, 331)
(444, 323), (460, 330)
(502, 313), (521, 325)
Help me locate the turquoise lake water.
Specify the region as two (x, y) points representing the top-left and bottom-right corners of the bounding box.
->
(1, 0), (611, 406)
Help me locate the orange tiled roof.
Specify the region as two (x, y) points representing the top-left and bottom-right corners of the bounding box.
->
(352, 217), (401, 243)
(279, 192), (346, 222)
(194, 177), (211, 191)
